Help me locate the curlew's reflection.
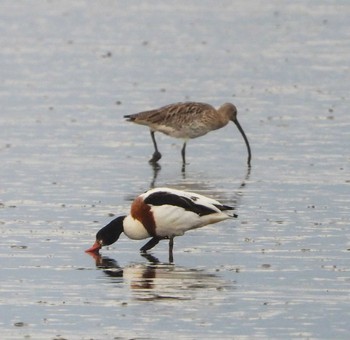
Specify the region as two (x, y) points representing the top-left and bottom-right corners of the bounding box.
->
(149, 162), (162, 188)
(149, 164), (251, 207)
(124, 162), (251, 211)
(87, 252), (232, 300)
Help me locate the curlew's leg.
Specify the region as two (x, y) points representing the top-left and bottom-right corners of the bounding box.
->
(168, 237), (174, 263)
(181, 142), (187, 165)
(140, 237), (161, 253)
(149, 131), (162, 163)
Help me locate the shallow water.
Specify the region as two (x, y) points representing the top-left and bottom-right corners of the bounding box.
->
(1, 1), (350, 339)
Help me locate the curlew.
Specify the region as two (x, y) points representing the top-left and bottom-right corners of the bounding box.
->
(124, 102), (251, 166)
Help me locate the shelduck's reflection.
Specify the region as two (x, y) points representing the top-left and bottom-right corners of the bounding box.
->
(87, 252), (233, 300)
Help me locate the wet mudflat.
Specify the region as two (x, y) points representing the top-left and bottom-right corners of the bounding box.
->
(1, 1), (349, 339)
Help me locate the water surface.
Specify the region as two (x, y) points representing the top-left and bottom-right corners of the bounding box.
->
(1, 1), (349, 339)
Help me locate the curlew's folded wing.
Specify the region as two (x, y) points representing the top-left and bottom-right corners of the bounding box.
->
(124, 102), (215, 126)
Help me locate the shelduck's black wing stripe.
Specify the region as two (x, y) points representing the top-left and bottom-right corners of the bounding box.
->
(144, 191), (222, 216)
(214, 204), (234, 211)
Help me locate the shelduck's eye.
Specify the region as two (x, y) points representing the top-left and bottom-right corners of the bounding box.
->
(191, 196), (198, 201)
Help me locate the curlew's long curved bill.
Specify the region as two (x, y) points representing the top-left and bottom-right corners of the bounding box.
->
(232, 119), (252, 167)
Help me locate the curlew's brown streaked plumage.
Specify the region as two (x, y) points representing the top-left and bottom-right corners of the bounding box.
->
(124, 102), (252, 166)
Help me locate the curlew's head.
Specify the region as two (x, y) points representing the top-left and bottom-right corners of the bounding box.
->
(220, 102), (238, 121)
(220, 102), (252, 167)
(85, 216), (126, 253)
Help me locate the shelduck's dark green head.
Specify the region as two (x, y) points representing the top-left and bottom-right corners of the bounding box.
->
(85, 216), (126, 253)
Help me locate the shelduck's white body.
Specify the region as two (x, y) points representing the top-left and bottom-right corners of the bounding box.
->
(123, 187), (234, 239)
(86, 187), (237, 262)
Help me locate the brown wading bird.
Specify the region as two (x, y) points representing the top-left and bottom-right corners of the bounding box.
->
(124, 102), (252, 166)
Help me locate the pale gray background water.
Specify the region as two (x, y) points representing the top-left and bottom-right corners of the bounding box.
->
(1, 1), (349, 339)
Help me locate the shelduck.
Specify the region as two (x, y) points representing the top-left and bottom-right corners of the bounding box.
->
(86, 187), (237, 262)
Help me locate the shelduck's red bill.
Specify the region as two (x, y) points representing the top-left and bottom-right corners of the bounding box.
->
(85, 241), (101, 253)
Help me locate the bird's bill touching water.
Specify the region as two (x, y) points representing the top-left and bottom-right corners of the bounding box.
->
(232, 118), (252, 167)
(85, 241), (101, 253)
(85, 216), (125, 253)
